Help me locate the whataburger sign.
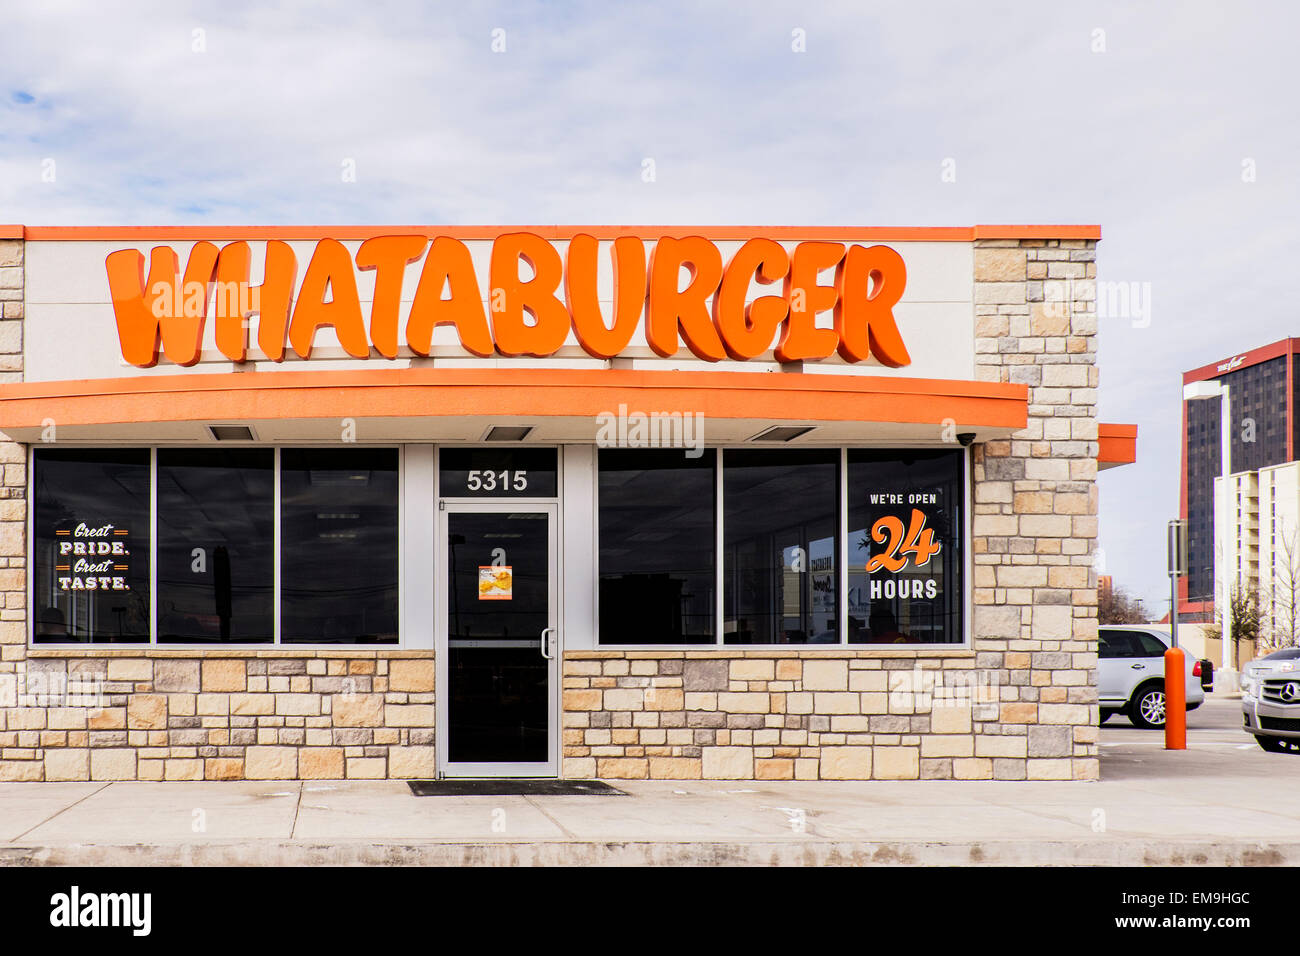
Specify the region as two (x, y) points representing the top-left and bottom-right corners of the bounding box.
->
(105, 233), (913, 369)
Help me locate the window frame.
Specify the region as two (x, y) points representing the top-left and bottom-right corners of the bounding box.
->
(27, 444), (405, 649)
(593, 445), (972, 650)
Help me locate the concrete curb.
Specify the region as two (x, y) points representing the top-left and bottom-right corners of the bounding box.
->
(1, 840), (1294, 867)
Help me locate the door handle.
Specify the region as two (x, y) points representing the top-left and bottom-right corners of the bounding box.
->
(1131, 663), (1145, 669)
(540, 626), (556, 660)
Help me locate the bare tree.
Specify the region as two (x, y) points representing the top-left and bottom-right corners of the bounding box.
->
(1205, 583), (1262, 662)
(1262, 518), (1300, 651)
(1098, 584), (1149, 624)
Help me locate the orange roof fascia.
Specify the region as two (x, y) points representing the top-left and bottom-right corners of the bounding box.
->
(17, 224), (1101, 242)
(0, 225), (23, 239)
(1098, 422), (1137, 465)
(0, 368), (1029, 431)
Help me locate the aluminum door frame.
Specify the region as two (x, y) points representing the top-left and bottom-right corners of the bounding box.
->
(435, 500), (559, 778)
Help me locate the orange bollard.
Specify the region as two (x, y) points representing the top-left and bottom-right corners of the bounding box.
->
(1164, 647), (1186, 750)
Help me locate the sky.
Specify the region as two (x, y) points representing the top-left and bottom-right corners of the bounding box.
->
(1, 0), (1297, 615)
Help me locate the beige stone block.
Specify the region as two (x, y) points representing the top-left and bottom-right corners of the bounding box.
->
(717, 692), (769, 714)
(331, 694), (384, 727)
(346, 757), (386, 779)
(47, 707), (86, 730)
(921, 735), (974, 757)
(563, 688), (602, 711)
(849, 670), (887, 692)
(931, 705), (972, 734)
(127, 694), (167, 730)
(648, 757), (702, 779)
(245, 746), (298, 779)
(775, 660), (801, 681)
(389, 659), (435, 692)
(644, 687), (684, 711)
(596, 757), (649, 779)
(953, 758), (994, 780)
(230, 693), (274, 716)
(387, 746), (435, 779)
(45, 748), (90, 781)
(802, 659), (849, 691)
(1000, 703), (1037, 723)
(872, 746), (920, 780)
(275, 693), (322, 717)
(563, 757), (597, 778)
(201, 659), (246, 693)
(91, 748), (137, 781)
(739, 758), (785, 781)
(205, 758), (244, 780)
(107, 659), (151, 682)
(165, 758), (204, 781)
(195, 694), (229, 716)
(730, 659), (774, 681)
(0, 759), (43, 781)
(298, 748), (345, 779)
(820, 746), (872, 780)
(384, 704), (434, 727)
(137, 759), (165, 782)
(6, 708), (45, 730)
(1027, 758), (1073, 780)
(975, 248), (1027, 282)
(702, 746), (753, 779)
(786, 692), (814, 714)
(813, 692), (859, 715)
(602, 688), (645, 711)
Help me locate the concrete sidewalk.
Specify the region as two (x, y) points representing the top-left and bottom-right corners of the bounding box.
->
(3, 736), (1300, 865)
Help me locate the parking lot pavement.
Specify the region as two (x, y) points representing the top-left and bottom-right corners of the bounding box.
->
(1099, 696), (1300, 783)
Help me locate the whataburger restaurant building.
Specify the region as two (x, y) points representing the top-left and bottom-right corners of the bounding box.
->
(0, 223), (1136, 784)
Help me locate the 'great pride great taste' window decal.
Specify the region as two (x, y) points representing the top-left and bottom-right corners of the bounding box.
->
(54, 523), (132, 592)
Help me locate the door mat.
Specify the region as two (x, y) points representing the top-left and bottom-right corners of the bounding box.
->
(407, 779), (627, 797)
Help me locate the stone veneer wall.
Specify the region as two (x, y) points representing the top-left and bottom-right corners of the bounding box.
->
(4, 653), (436, 781)
(561, 238), (1101, 782)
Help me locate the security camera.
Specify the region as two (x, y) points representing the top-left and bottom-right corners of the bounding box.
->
(956, 432), (976, 447)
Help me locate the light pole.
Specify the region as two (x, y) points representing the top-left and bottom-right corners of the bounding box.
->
(1184, 379), (1235, 690)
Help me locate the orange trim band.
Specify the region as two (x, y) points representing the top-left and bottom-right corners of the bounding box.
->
(0, 368), (1028, 430)
(0, 225), (23, 239)
(1098, 422), (1137, 464)
(17, 224), (1101, 242)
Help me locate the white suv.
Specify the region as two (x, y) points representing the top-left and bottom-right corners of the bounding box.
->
(1098, 626), (1205, 728)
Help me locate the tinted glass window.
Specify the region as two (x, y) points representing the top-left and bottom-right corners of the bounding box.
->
(1134, 632), (1169, 657)
(32, 449), (151, 643)
(1100, 631), (1143, 658)
(280, 448), (399, 644)
(156, 449), (274, 643)
(847, 450), (963, 644)
(598, 449), (715, 644)
(724, 450), (838, 644)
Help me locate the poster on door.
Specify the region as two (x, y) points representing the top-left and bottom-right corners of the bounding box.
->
(478, 566), (513, 600)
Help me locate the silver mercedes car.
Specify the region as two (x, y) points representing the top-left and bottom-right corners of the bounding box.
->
(1241, 647), (1300, 753)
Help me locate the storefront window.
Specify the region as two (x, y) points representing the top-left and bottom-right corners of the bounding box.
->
(598, 449), (715, 644)
(157, 449), (274, 643)
(280, 448), (399, 644)
(724, 450), (839, 644)
(847, 450), (964, 644)
(32, 449), (151, 644)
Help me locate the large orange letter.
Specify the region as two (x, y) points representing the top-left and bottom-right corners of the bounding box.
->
(565, 234), (646, 359)
(356, 236), (428, 359)
(776, 241), (843, 363)
(713, 238), (790, 360)
(288, 239), (370, 359)
(106, 242), (220, 368)
(835, 244), (910, 367)
(646, 236), (726, 361)
(211, 240), (298, 362)
(406, 237), (494, 357)
(489, 233), (572, 357)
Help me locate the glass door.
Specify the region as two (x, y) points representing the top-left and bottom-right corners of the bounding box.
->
(437, 502), (558, 777)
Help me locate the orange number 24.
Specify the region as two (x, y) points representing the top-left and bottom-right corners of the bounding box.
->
(866, 508), (942, 572)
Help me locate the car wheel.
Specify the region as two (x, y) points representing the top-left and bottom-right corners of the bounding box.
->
(1129, 685), (1165, 729)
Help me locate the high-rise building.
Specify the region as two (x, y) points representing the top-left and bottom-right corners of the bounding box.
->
(1181, 338), (1300, 622)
